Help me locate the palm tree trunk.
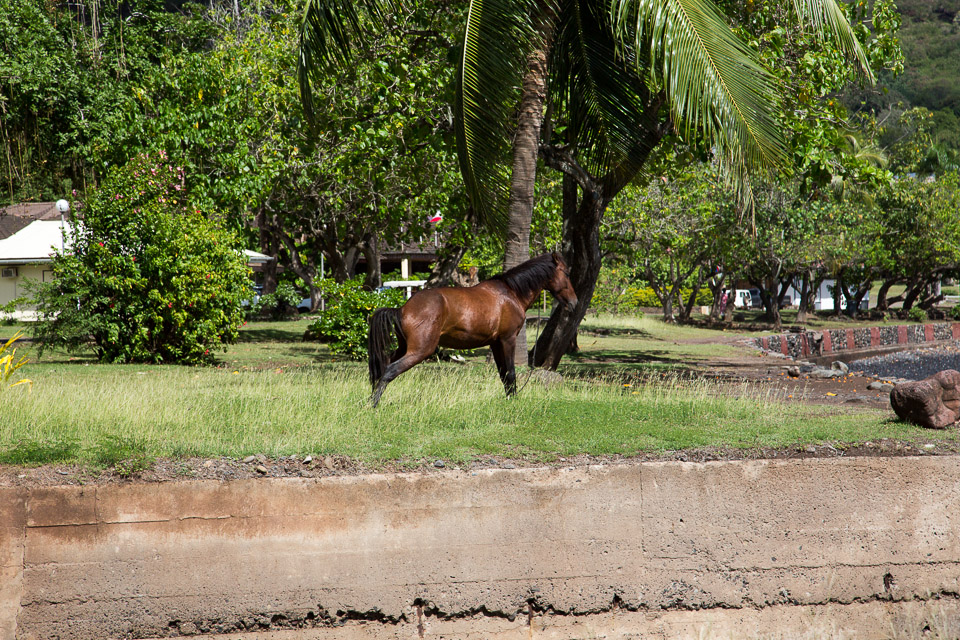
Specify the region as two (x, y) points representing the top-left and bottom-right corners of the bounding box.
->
(504, 45), (550, 365)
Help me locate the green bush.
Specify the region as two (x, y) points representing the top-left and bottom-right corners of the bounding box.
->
(908, 306), (927, 322)
(628, 287), (712, 308)
(630, 287), (661, 307)
(306, 277), (406, 360)
(950, 305), (960, 321)
(251, 282), (301, 318)
(32, 152), (251, 364)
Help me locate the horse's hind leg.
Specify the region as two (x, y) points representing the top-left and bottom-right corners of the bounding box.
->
(370, 350), (432, 407)
(490, 338), (517, 397)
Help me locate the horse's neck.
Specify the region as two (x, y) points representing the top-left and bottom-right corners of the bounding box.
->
(515, 285), (544, 311)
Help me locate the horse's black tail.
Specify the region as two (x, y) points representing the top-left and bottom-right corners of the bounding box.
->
(368, 308), (404, 388)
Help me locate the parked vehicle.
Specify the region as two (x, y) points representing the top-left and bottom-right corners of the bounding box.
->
(734, 288), (762, 309)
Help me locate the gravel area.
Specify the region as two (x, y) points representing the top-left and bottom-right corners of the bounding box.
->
(851, 343), (960, 381)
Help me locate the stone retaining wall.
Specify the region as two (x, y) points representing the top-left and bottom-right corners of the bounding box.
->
(3, 457), (960, 639)
(753, 322), (960, 359)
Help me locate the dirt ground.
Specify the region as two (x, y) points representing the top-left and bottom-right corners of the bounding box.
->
(4, 333), (958, 489)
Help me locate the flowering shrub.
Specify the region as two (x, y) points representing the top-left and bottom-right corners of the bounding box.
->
(306, 277), (405, 360)
(32, 152), (251, 364)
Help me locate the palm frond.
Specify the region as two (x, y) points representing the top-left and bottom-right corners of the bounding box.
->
(610, 0), (789, 212)
(551, 0), (662, 180)
(456, 0), (546, 235)
(298, 0), (400, 122)
(791, 0), (873, 82)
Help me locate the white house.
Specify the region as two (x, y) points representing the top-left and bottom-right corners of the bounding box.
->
(781, 279), (869, 311)
(0, 203), (69, 312)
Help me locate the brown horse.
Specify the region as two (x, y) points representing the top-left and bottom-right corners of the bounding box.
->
(367, 252), (578, 407)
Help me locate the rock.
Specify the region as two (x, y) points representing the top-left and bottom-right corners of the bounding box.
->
(831, 361), (849, 373)
(890, 369), (960, 429)
(433, 460), (445, 468)
(810, 368), (843, 379)
(241, 455), (256, 464)
(868, 381), (896, 392)
(502, 462), (517, 469)
(786, 366), (801, 378)
(254, 465), (268, 474)
(303, 455), (312, 464)
(323, 456), (335, 469)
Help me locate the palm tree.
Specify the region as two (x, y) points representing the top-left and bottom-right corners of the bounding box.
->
(298, 0), (872, 366)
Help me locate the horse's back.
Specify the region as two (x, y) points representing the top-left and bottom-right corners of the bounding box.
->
(399, 283), (522, 349)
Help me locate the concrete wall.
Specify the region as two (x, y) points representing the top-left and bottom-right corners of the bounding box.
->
(2, 457), (960, 639)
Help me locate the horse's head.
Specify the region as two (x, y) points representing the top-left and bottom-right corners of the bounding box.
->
(548, 252), (578, 312)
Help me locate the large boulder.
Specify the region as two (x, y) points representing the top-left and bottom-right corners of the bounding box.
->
(890, 369), (960, 429)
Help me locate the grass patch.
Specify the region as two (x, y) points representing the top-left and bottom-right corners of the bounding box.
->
(2, 315), (950, 468)
(1, 360), (945, 466)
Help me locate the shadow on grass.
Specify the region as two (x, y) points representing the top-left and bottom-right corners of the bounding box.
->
(237, 327), (309, 343)
(577, 327), (658, 339)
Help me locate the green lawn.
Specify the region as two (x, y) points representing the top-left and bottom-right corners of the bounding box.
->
(1, 315), (948, 469)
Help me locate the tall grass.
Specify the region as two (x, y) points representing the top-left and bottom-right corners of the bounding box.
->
(1, 360), (944, 466)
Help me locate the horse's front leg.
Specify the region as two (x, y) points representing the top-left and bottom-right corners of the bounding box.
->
(490, 338), (517, 397)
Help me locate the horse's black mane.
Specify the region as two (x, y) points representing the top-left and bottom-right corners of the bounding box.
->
(490, 253), (557, 299)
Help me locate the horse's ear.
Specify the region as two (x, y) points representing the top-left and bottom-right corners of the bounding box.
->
(551, 251), (564, 265)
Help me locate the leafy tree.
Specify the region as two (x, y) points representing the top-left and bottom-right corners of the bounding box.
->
(602, 165), (739, 323)
(869, 172), (960, 312)
(0, 0), (217, 204)
(32, 152), (250, 364)
(97, 1), (468, 307)
(300, 0), (887, 368)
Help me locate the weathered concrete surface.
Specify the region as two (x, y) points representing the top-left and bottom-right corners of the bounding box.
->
(4, 457), (960, 639)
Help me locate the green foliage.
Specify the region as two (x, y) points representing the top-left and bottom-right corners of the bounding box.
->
(252, 282), (302, 319)
(0, 0), (217, 204)
(629, 287), (712, 309)
(306, 277), (405, 359)
(95, 436), (154, 477)
(949, 305), (960, 321)
(907, 306), (927, 322)
(32, 152), (251, 364)
(630, 288), (661, 308)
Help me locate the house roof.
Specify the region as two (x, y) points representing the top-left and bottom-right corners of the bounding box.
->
(0, 220), (70, 264)
(0, 219), (274, 266)
(0, 202), (63, 241)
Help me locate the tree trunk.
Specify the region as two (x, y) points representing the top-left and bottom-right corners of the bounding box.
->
(875, 278), (897, 311)
(426, 244), (469, 288)
(708, 271), (726, 321)
(361, 232), (381, 290)
(504, 44), (551, 365)
(831, 275), (843, 316)
(678, 267), (707, 322)
(256, 206), (280, 295)
(902, 276), (930, 311)
(796, 272), (811, 324)
(531, 192), (605, 370)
